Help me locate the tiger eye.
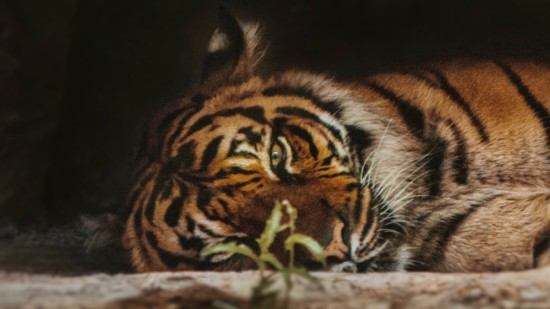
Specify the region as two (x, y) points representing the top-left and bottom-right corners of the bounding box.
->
(270, 141), (285, 169)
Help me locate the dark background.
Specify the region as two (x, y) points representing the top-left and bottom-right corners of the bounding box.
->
(2, 0), (550, 225)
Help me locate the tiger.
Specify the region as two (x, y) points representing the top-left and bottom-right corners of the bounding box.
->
(123, 8), (550, 273)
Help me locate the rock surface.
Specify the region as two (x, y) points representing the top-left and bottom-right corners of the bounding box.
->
(1, 266), (550, 308)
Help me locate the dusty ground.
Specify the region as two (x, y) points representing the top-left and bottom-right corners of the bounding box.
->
(2, 267), (550, 308)
(1, 242), (549, 309)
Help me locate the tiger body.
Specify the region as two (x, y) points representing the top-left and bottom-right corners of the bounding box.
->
(123, 10), (550, 273)
(349, 60), (550, 271)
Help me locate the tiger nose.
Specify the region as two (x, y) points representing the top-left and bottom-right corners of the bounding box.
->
(321, 219), (352, 268)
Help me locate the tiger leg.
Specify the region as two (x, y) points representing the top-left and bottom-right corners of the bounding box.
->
(432, 192), (550, 272)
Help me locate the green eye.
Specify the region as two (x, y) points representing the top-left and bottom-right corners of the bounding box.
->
(270, 140), (285, 170)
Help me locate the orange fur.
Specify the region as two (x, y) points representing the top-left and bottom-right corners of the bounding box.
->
(123, 11), (550, 272)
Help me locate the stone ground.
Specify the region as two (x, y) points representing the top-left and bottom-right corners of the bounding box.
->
(1, 242), (550, 309)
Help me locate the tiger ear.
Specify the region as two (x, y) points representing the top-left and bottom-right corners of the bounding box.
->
(199, 7), (264, 93)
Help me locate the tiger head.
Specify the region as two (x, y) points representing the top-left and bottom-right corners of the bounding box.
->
(124, 9), (392, 272)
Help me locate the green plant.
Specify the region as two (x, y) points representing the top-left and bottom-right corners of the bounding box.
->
(201, 200), (327, 309)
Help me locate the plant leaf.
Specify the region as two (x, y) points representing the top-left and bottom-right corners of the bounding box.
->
(260, 253), (285, 270)
(258, 201), (283, 251)
(283, 200), (297, 222)
(254, 276), (276, 292)
(211, 300), (240, 309)
(284, 233), (327, 267)
(251, 277), (279, 309)
(280, 269), (294, 289)
(200, 241), (261, 266)
(276, 224), (289, 233)
(291, 267), (320, 284)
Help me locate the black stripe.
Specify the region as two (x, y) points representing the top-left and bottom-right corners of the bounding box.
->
(130, 160), (156, 183)
(411, 195), (501, 270)
(217, 198), (231, 215)
(426, 68), (489, 142)
(326, 141), (342, 163)
(345, 182), (359, 192)
(185, 215), (195, 233)
(285, 124), (319, 159)
(195, 189), (236, 228)
(196, 188), (214, 219)
(159, 178), (175, 200)
(366, 81), (425, 140)
(321, 155), (334, 166)
(413, 209), (433, 225)
(276, 106), (346, 143)
(424, 138), (448, 196)
(495, 61), (550, 155)
(216, 166), (258, 178)
(221, 176), (263, 192)
(146, 231), (196, 268)
(164, 196), (185, 227)
(175, 172), (215, 184)
(127, 171), (155, 209)
(184, 106), (267, 139)
(145, 165), (174, 225)
(345, 125), (373, 164)
(272, 117), (289, 143)
(156, 106), (193, 138)
(200, 136), (224, 171)
(360, 196), (377, 240)
(319, 141), (339, 166)
(227, 139), (260, 159)
(376, 200), (403, 240)
(226, 166), (257, 175)
(400, 70), (439, 88)
(165, 103), (204, 156)
(145, 170), (171, 224)
(263, 86), (342, 117)
(145, 97), (201, 160)
(414, 211), (473, 271)
(133, 205), (143, 239)
(197, 236), (260, 268)
(178, 234), (205, 251)
(132, 205), (153, 266)
(164, 184), (188, 227)
(316, 171), (355, 179)
(198, 223), (224, 238)
(445, 119), (469, 184)
(231, 91), (256, 102)
(144, 193), (159, 224)
(172, 140), (197, 170)
(352, 191), (363, 224)
(237, 126), (262, 145)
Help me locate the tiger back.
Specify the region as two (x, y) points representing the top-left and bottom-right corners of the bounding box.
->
(123, 8), (550, 272)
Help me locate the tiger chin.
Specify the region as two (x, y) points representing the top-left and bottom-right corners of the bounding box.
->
(123, 8), (550, 273)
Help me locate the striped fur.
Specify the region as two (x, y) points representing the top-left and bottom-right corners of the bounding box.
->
(123, 10), (550, 272)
